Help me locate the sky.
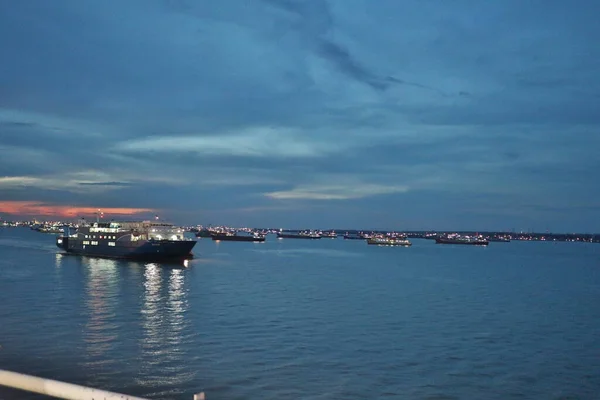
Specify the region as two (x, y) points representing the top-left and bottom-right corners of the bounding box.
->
(0, 0), (599, 232)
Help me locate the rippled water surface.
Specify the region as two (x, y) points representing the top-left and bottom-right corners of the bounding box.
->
(1, 227), (599, 399)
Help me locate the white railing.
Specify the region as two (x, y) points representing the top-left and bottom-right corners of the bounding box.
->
(0, 369), (205, 400)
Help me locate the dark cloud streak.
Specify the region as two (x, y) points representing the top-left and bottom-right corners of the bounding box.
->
(77, 182), (135, 187)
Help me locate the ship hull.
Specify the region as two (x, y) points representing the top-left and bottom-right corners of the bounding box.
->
(212, 234), (265, 242)
(435, 238), (489, 246)
(56, 237), (197, 261)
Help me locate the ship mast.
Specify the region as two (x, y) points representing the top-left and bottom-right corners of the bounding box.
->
(96, 209), (104, 224)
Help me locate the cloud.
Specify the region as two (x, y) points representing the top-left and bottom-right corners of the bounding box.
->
(0, 176), (40, 188)
(0, 172), (134, 193)
(0, 108), (109, 137)
(266, 183), (409, 200)
(115, 127), (343, 158)
(77, 182), (135, 187)
(0, 201), (153, 218)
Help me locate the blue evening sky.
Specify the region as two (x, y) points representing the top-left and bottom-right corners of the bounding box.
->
(0, 0), (599, 231)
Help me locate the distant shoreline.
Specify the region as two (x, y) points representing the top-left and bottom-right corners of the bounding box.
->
(2, 222), (599, 243)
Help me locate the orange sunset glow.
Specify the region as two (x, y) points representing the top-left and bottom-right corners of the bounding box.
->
(0, 201), (154, 218)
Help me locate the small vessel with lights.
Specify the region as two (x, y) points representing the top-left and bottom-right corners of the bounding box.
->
(488, 235), (510, 242)
(277, 230), (322, 239)
(435, 234), (489, 246)
(367, 236), (412, 246)
(211, 231), (266, 242)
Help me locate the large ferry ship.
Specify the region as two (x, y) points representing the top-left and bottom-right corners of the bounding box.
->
(56, 220), (197, 261)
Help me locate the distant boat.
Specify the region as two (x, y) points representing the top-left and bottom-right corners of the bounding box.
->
(56, 221), (196, 261)
(195, 228), (213, 238)
(435, 235), (489, 246)
(322, 231), (338, 239)
(36, 225), (65, 234)
(211, 231), (266, 242)
(488, 236), (510, 242)
(277, 231), (321, 239)
(343, 233), (365, 240)
(367, 236), (412, 247)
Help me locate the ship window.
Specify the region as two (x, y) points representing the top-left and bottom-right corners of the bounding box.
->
(83, 241), (89, 245)
(91, 241), (98, 245)
(108, 242), (116, 246)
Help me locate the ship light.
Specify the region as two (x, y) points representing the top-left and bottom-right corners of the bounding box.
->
(57, 238), (63, 244)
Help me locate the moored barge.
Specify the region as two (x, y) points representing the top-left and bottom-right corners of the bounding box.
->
(277, 231), (322, 239)
(211, 232), (266, 242)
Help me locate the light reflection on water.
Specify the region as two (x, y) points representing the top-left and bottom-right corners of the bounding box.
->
(167, 269), (186, 349)
(70, 258), (195, 395)
(141, 263), (162, 362)
(137, 264), (195, 395)
(82, 258), (119, 361)
(54, 252), (64, 269)
(53, 253), (65, 293)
